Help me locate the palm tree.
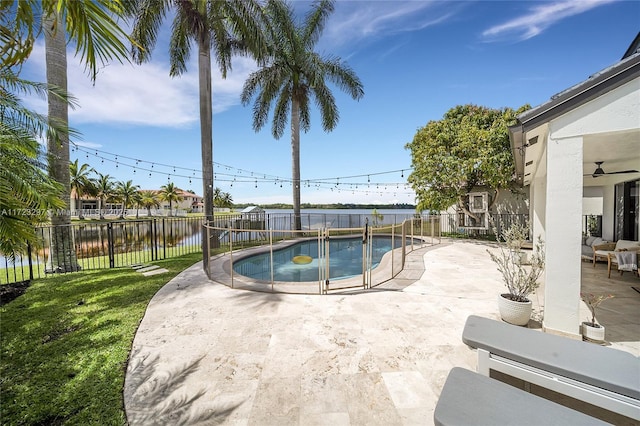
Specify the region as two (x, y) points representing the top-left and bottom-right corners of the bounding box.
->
(40, 1), (131, 270)
(69, 159), (95, 219)
(131, 190), (143, 219)
(116, 180), (140, 219)
(139, 191), (160, 217)
(128, 0), (267, 228)
(220, 192), (233, 209)
(241, 0), (364, 230)
(0, 117), (65, 259)
(213, 187), (223, 209)
(95, 173), (114, 219)
(159, 182), (181, 217)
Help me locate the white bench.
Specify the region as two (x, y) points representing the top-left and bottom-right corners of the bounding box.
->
(462, 315), (640, 421)
(435, 367), (608, 425)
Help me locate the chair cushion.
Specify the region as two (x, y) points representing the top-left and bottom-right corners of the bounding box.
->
(590, 237), (604, 247)
(585, 236), (597, 247)
(615, 240), (640, 251)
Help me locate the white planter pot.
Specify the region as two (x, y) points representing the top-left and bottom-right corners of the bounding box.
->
(498, 294), (532, 326)
(582, 322), (606, 342)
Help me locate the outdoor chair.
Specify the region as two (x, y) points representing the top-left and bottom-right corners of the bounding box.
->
(607, 250), (639, 278)
(593, 239), (640, 266)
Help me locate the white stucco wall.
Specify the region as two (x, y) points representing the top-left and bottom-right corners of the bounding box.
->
(542, 136), (583, 337)
(551, 79), (640, 137)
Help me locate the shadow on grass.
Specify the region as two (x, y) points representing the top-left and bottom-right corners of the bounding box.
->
(125, 350), (243, 425)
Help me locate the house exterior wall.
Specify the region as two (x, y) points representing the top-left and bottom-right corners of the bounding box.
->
(524, 78), (639, 336)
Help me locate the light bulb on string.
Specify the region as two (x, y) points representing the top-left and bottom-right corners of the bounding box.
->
(401, 170), (404, 178)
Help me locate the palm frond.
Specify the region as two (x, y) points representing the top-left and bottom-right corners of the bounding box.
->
(302, 0), (333, 48)
(272, 84), (291, 139)
(54, 0), (132, 81)
(129, 0), (170, 64)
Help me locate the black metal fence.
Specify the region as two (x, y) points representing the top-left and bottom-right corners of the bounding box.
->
(1, 212), (530, 285)
(438, 213), (529, 239)
(1, 217), (204, 285)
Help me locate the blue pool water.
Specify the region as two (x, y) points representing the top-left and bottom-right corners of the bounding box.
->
(233, 236), (410, 282)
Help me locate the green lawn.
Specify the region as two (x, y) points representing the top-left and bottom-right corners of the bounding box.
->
(0, 252), (203, 425)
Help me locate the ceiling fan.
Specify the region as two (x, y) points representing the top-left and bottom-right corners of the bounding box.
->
(586, 161), (639, 178)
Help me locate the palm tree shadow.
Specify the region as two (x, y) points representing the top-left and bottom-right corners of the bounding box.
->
(125, 348), (244, 425)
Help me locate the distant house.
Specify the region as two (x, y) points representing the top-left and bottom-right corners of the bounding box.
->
(508, 33), (640, 336)
(70, 188), (204, 216)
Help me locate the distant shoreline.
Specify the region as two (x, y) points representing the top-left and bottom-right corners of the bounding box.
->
(233, 203), (416, 210)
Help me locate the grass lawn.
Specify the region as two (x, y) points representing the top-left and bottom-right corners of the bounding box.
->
(0, 252), (203, 425)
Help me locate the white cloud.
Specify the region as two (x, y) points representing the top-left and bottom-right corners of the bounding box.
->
(324, 1), (458, 48)
(482, 0), (616, 42)
(24, 42), (257, 128)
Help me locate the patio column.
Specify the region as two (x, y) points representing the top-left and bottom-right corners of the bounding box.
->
(531, 173), (546, 243)
(543, 136), (583, 337)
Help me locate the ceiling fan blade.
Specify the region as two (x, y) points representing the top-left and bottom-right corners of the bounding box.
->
(605, 170), (639, 174)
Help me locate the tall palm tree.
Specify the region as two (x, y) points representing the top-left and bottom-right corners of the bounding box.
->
(159, 182), (181, 217)
(40, 0), (131, 270)
(128, 0), (267, 228)
(139, 191), (160, 217)
(241, 0), (364, 230)
(116, 180), (140, 219)
(95, 173), (114, 219)
(69, 159), (95, 219)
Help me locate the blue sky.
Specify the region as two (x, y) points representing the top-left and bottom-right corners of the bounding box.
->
(22, 0), (640, 205)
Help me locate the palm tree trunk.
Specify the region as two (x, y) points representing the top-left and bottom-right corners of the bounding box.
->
(198, 34), (214, 268)
(45, 11), (79, 272)
(291, 98), (302, 231)
(199, 36), (214, 224)
(76, 194), (83, 220)
(99, 197), (104, 219)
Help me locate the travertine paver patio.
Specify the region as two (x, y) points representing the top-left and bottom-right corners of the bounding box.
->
(123, 241), (639, 425)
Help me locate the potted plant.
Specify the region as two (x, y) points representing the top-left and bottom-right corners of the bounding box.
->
(581, 293), (614, 342)
(487, 222), (545, 326)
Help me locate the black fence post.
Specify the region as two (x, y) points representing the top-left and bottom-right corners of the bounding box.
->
(151, 219), (157, 261)
(107, 222), (115, 268)
(162, 218), (166, 259)
(27, 242), (33, 281)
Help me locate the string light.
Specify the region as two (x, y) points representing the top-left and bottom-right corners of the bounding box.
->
(68, 142), (415, 197)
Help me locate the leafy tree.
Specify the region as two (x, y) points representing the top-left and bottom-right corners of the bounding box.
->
(159, 182), (181, 217)
(69, 159), (95, 219)
(405, 104), (528, 215)
(241, 0), (364, 230)
(129, 0), (267, 228)
(115, 180), (140, 219)
(95, 173), (114, 219)
(139, 191), (160, 217)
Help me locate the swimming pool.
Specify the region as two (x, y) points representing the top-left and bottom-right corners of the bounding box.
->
(232, 236), (410, 282)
